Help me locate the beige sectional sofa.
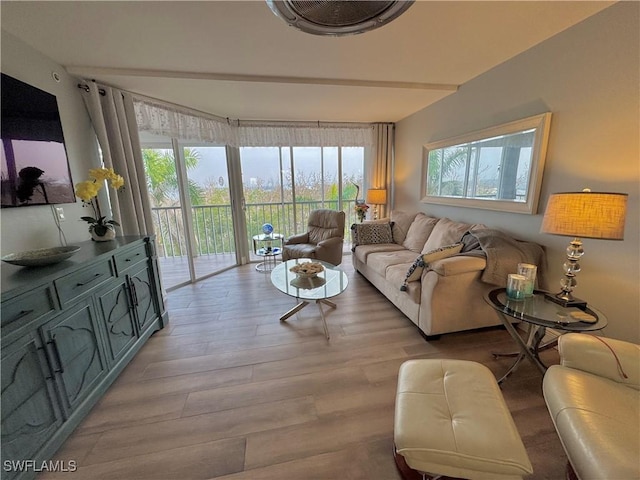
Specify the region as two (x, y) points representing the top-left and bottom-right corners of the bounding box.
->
(351, 210), (544, 337)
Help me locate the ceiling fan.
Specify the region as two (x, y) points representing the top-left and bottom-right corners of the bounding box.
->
(266, 0), (415, 36)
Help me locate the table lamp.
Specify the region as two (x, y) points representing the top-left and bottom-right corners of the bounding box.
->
(540, 189), (627, 307)
(366, 188), (387, 220)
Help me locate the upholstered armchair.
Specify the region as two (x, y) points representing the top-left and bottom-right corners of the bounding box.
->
(282, 209), (345, 266)
(543, 333), (640, 480)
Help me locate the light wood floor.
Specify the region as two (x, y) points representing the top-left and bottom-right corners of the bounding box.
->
(40, 257), (566, 480)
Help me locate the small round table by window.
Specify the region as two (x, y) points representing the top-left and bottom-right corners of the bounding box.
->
(252, 233), (284, 273)
(484, 288), (607, 384)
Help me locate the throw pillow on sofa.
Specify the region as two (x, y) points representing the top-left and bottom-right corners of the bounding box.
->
(402, 213), (439, 253)
(400, 243), (463, 291)
(422, 217), (471, 253)
(390, 210), (418, 245)
(351, 222), (394, 251)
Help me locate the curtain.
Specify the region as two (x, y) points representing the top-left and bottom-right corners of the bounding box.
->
(371, 123), (394, 218)
(133, 98), (374, 147)
(80, 82), (154, 235)
(237, 122), (374, 147)
(134, 97), (235, 146)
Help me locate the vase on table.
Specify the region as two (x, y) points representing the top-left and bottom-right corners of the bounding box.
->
(354, 202), (369, 223)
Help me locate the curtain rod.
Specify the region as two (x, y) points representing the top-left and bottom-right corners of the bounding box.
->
(237, 120), (381, 129)
(77, 82), (106, 96)
(77, 81), (394, 128)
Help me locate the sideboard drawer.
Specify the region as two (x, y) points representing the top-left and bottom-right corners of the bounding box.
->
(1, 286), (56, 330)
(55, 260), (115, 307)
(114, 243), (148, 274)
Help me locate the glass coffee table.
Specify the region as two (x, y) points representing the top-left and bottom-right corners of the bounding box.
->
(270, 259), (348, 339)
(485, 288), (607, 384)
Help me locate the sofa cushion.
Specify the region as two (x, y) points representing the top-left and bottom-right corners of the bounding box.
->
(387, 264), (422, 305)
(422, 217), (471, 252)
(390, 210), (418, 245)
(403, 213), (439, 253)
(367, 250), (418, 278)
(351, 222), (394, 250)
(401, 243), (464, 290)
(354, 243), (405, 263)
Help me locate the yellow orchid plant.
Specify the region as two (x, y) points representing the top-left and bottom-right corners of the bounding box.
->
(75, 167), (125, 236)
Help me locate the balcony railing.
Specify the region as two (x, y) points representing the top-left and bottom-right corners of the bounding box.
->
(151, 200), (360, 259)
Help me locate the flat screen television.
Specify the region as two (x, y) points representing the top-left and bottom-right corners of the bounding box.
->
(1, 73), (76, 207)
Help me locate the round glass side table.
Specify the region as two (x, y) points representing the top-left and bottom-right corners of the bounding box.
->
(484, 288), (607, 384)
(252, 233), (284, 273)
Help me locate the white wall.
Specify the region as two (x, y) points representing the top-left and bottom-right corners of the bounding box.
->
(1, 31), (101, 254)
(395, 3), (639, 342)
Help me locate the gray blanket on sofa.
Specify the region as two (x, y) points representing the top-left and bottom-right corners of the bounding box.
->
(460, 229), (547, 288)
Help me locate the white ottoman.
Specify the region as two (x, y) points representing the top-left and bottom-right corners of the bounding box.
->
(394, 359), (533, 480)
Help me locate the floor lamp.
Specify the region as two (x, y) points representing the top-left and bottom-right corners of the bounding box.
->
(540, 189), (627, 308)
(366, 189), (387, 220)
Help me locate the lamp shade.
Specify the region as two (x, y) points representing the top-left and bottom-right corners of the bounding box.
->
(366, 188), (387, 205)
(541, 191), (627, 240)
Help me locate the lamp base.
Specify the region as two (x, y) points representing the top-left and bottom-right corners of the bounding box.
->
(544, 291), (587, 309)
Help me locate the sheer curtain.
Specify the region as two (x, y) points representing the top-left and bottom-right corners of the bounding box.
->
(237, 121), (374, 147)
(133, 98), (375, 148)
(134, 97), (235, 146)
(80, 82), (154, 235)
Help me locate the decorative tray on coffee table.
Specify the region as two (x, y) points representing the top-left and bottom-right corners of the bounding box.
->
(289, 261), (324, 278)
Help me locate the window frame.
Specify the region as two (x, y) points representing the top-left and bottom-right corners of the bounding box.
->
(421, 113), (552, 214)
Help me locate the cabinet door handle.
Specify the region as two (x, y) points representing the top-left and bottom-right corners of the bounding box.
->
(9, 309), (34, 323)
(125, 253), (141, 262)
(36, 347), (54, 380)
(126, 283), (135, 311)
(76, 273), (101, 287)
(131, 282), (139, 306)
(49, 336), (64, 374)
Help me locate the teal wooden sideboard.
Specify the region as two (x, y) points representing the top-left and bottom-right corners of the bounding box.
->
(0, 236), (168, 480)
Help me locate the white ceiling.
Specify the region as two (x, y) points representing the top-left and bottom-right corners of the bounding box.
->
(1, 1), (613, 123)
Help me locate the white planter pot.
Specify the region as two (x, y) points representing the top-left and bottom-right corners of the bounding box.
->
(90, 225), (116, 242)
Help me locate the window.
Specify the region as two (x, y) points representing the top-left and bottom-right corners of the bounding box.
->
(422, 113), (551, 214)
(240, 146), (364, 240)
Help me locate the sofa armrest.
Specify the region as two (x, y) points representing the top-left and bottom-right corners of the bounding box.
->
(427, 255), (487, 277)
(284, 232), (309, 245)
(559, 333), (640, 389)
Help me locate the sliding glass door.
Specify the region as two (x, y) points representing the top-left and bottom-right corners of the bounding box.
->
(140, 130), (366, 288)
(183, 144), (236, 279)
(141, 133), (238, 290)
(240, 147), (285, 261)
